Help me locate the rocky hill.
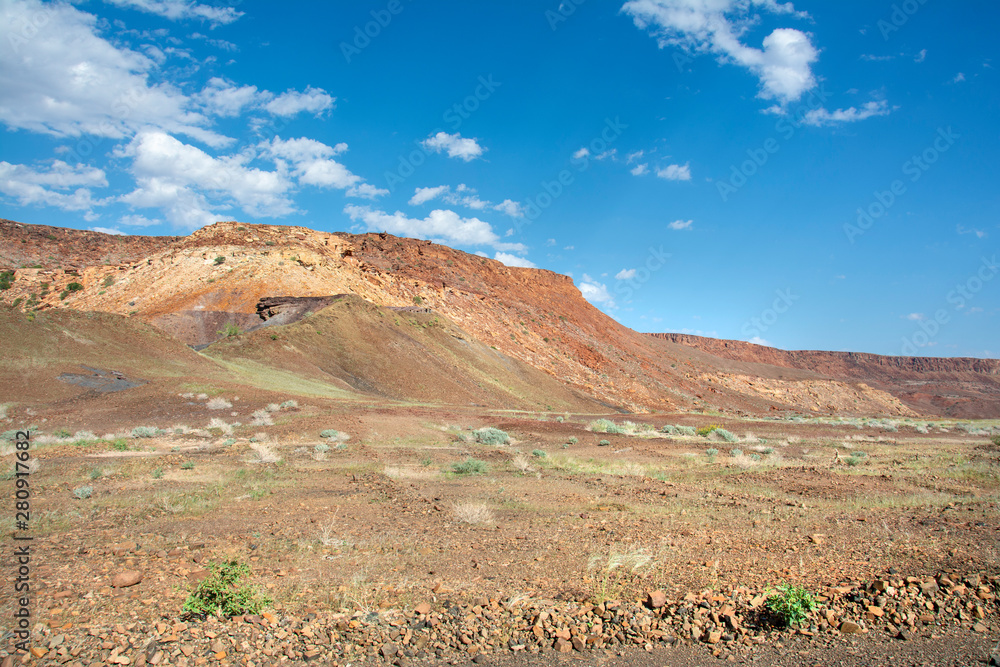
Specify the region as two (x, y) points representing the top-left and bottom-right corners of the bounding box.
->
(2, 219), (996, 417)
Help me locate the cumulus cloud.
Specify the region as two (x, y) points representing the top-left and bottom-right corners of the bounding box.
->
(800, 100), (893, 126)
(409, 185), (451, 206)
(0, 160), (108, 212)
(668, 219), (693, 230)
(344, 205), (505, 248)
(578, 274), (615, 308)
(103, 0), (243, 26)
(631, 163), (650, 176)
(573, 147), (590, 159)
(914, 49), (927, 63)
(494, 252), (537, 268)
(264, 87), (335, 117)
(194, 78), (262, 117)
(117, 130), (296, 228)
(421, 132), (486, 161)
(615, 269), (637, 280)
(0, 0), (226, 146)
(264, 136), (385, 197)
(493, 199), (525, 218)
(120, 213), (161, 227)
(657, 163), (692, 181)
(622, 0), (818, 105)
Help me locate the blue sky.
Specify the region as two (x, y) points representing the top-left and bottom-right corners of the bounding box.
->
(1, 0), (997, 358)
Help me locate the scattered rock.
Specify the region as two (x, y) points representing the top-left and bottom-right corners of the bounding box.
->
(645, 590), (667, 609)
(840, 621), (863, 635)
(553, 638), (573, 653)
(111, 571), (143, 588)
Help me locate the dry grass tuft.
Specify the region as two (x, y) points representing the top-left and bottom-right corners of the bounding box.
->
(206, 397), (232, 410)
(453, 500), (495, 525)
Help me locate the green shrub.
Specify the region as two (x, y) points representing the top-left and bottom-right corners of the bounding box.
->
(991, 434), (1000, 446)
(677, 426), (697, 436)
(131, 426), (158, 438)
(0, 270), (14, 290)
(103, 275), (115, 287)
(846, 456), (863, 467)
(715, 429), (738, 443)
(750, 453), (762, 461)
(661, 425), (679, 435)
(851, 451), (867, 458)
(182, 560), (270, 619)
(761, 447), (775, 455)
(697, 424), (722, 436)
(472, 427), (510, 446)
(598, 439), (611, 447)
(413, 295), (423, 305)
(451, 457), (489, 475)
(112, 438), (128, 451)
(589, 419), (625, 434)
(314, 443), (330, 454)
(729, 448), (743, 457)
(66, 282), (83, 292)
(320, 429), (344, 439)
(705, 448), (719, 457)
(89, 468), (103, 480)
(568, 436), (578, 444)
(532, 449), (547, 458)
(213, 256), (225, 266)
(152, 467), (164, 479)
(73, 486), (93, 499)
(218, 323), (242, 338)
(222, 438), (236, 447)
(766, 585), (816, 626)
(180, 461), (195, 470)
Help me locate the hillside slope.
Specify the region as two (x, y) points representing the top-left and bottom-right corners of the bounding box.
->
(1, 219), (992, 417)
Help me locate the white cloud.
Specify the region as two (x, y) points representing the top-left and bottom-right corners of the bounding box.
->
(622, 0), (818, 105)
(0, 0), (228, 146)
(194, 78), (262, 117)
(594, 148), (617, 161)
(494, 252), (537, 268)
(264, 136), (383, 197)
(494, 199), (525, 218)
(748, 336), (770, 346)
(956, 224), (987, 239)
(409, 185), (450, 206)
(578, 274), (615, 308)
(89, 226), (128, 235)
(953, 72), (966, 83)
(905, 313), (926, 321)
(800, 100), (892, 126)
(264, 87), (335, 117)
(668, 219), (693, 230)
(103, 0), (242, 26)
(120, 213), (160, 227)
(626, 150), (645, 163)
(631, 163), (649, 176)
(615, 268), (637, 280)
(573, 147), (590, 160)
(118, 130), (296, 228)
(344, 205), (504, 248)
(421, 132), (486, 161)
(0, 160), (107, 212)
(657, 163), (691, 181)
(545, 238), (556, 247)
(914, 49), (927, 63)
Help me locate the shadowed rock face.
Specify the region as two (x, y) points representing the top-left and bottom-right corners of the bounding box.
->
(256, 296), (344, 325)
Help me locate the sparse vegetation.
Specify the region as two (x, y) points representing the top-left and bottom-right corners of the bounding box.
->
(598, 439), (610, 447)
(531, 449), (547, 458)
(218, 323), (242, 338)
(705, 448), (719, 458)
(0, 270), (14, 291)
(151, 467), (164, 479)
(697, 424), (722, 436)
(206, 397), (232, 410)
(180, 461), (195, 470)
(111, 439), (128, 451)
(451, 457), (489, 475)
(452, 501), (494, 525)
(182, 560), (270, 619)
(131, 426), (159, 438)
(589, 418), (626, 434)
(213, 256), (226, 266)
(766, 584), (817, 627)
(472, 427), (510, 446)
(73, 486), (93, 499)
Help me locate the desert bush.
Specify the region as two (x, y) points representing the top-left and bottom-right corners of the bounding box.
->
(677, 426), (697, 436)
(182, 560), (270, 619)
(766, 585), (816, 626)
(705, 448), (719, 458)
(750, 453), (762, 461)
(589, 419), (625, 434)
(248, 442), (281, 464)
(555, 416), (564, 423)
(208, 418), (233, 435)
(222, 438), (236, 447)
(451, 457), (489, 475)
(314, 443), (331, 454)
(111, 438), (128, 451)
(319, 429), (349, 441)
(452, 501), (494, 525)
(598, 439), (610, 447)
(250, 409), (274, 426)
(472, 427), (510, 446)
(89, 468), (103, 480)
(151, 467), (164, 479)
(54, 428), (71, 438)
(206, 397), (232, 410)
(180, 461), (195, 470)
(915, 424), (930, 434)
(729, 448), (743, 457)
(661, 424), (679, 435)
(131, 426), (159, 438)
(73, 486), (93, 499)
(531, 449), (547, 459)
(279, 400), (298, 409)
(714, 429), (738, 443)
(846, 456), (863, 467)
(265, 403), (281, 412)
(213, 256), (226, 266)
(567, 436), (579, 444)
(991, 434), (1000, 446)
(511, 453), (533, 474)
(697, 424), (722, 436)
(217, 323), (241, 338)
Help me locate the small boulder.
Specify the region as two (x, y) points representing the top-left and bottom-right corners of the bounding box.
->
(645, 590), (668, 610)
(840, 621), (863, 634)
(112, 571), (143, 588)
